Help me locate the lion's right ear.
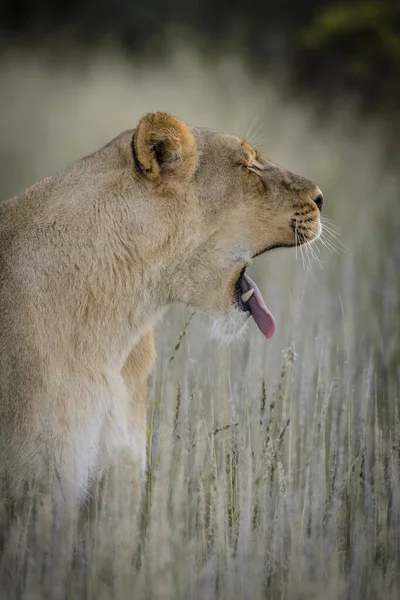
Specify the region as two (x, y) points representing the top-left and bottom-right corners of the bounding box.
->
(132, 112), (198, 192)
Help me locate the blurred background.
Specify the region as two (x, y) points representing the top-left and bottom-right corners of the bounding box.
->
(1, 0), (400, 188)
(1, 0), (400, 113)
(0, 2), (400, 598)
(1, 0), (399, 190)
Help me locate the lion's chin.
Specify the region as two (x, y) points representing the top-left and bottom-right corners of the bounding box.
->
(210, 310), (251, 345)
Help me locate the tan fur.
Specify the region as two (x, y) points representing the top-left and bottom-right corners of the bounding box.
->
(0, 112), (322, 510)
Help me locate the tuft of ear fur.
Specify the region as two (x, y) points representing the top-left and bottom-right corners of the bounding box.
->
(133, 112), (198, 192)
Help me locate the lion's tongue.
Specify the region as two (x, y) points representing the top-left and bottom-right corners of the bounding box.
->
(242, 273), (276, 339)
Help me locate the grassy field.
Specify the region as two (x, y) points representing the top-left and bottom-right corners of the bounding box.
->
(0, 51), (399, 599)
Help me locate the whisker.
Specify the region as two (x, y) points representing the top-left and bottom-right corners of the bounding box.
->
(321, 220), (346, 242)
(245, 115), (259, 139)
(321, 217), (341, 232)
(245, 115), (261, 147)
(302, 242), (319, 282)
(249, 132), (266, 150)
(302, 224), (324, 269)
(319, 232), (341, 254)
(325, 234), (350, 255)
(320, 220), (350, 254)
(297, 231), (313, 276)
(299, 242), (307, 273)
(318, 235), (336, 253)
(307, 240), (323, 268)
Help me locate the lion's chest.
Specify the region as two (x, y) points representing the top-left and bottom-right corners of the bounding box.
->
(59, 372), (145, 501)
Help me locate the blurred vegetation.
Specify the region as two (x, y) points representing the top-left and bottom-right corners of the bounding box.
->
(1, 0), (399, 114)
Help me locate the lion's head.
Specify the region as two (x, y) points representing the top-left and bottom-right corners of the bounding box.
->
(132, 112), (322, 341)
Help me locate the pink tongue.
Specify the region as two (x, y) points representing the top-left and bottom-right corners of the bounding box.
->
(242, 273), (276, 339)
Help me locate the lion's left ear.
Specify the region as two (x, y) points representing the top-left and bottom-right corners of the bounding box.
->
(132, 112), (198, 192)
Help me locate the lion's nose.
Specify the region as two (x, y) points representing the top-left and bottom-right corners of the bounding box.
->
(312, 188), (324, 213)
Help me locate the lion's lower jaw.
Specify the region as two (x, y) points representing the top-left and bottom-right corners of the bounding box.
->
(210, 310), (250, 345)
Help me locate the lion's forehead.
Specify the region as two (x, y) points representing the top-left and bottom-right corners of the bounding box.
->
(190, 126), (243, 150)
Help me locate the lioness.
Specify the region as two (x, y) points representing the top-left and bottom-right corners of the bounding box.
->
(0, 112), (322, 510)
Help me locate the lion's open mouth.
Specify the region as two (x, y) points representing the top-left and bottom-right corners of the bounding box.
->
(238, 271), (276, 339)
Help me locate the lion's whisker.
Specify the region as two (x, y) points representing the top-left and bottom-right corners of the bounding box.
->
(321, 216), (341, 232)
(319, 233), (339, 254)
(297, 232), (313, 275)
(245, 115), (262, 147)
(302, 225), (323, 269)
(320, 220), (350, 255)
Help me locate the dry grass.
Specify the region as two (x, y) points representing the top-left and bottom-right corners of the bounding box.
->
(0, 49), (399, 599)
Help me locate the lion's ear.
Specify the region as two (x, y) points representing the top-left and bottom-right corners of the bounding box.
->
(132, 112), (198, 191)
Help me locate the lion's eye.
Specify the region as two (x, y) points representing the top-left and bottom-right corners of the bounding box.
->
(247, 162), (264, 176)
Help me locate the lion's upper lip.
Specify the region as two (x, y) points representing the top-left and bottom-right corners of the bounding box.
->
(239, 272), (275, 339)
